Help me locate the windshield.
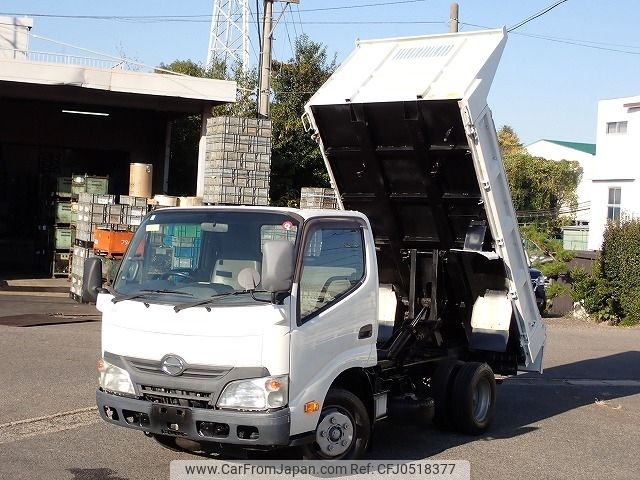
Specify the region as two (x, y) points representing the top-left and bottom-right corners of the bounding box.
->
(112, 209), (299, 303)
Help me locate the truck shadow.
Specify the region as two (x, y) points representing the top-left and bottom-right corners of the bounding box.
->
(247, 351), (640, 460)
(367, 351), (640, 460)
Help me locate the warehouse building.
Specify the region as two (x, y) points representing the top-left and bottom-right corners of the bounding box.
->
(0, 16), (236, 274)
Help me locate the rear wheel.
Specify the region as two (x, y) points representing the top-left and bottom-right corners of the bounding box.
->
(431, 359), (462, 430)
(450, 362), (496, 435)
(299, 389), (370, 460)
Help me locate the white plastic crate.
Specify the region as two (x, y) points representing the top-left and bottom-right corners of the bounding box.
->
(119, 195), (148, 207)
(300, 187), (339, 209)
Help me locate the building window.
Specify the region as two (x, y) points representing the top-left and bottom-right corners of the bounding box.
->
(606, 121), (627, 134)
(607, 187), (621, 220)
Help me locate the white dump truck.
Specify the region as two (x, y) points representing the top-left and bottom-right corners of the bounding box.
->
(89, 28), (545, 459)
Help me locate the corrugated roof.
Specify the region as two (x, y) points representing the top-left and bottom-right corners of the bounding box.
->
(542, 139), (596, 155)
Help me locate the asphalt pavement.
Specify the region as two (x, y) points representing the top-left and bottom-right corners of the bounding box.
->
(0, 294), (638, 480)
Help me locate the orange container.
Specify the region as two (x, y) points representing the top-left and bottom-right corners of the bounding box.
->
(93, 228), (134, 257)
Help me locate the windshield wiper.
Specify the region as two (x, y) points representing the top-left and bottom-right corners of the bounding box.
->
(112, 289), (194, 304)
(174, 290), (271, 313)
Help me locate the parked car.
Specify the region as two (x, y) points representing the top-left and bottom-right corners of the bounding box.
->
(529, 268), (547, 314)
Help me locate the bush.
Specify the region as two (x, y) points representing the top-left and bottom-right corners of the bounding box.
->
(620, 290), (640, 326)
(545, 280), (571, 310)
(571, 219), (640, 325)
(571, 267), (619, 322)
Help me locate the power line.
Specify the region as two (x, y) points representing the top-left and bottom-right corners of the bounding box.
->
(282, 8), (295, 60)
(297, 0), (427, 13)
(513, 31), (640, 55)
(294, 2), (305, 36)
(517, 33), (640, 50)
(459, 21), (640, 56)
(507, 0), (569, 33)
(0, 13), (445, 25)
(0, 2), (428, 21)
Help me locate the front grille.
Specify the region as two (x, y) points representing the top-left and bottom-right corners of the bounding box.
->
(140, 385), (214, 409)
(127, 357), (231, 379)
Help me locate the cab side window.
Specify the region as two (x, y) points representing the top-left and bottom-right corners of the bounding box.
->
(299, 226), (365, 319)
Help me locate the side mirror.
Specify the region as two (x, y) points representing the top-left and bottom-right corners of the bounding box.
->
(82, 257), (103, 304)
(261, 241), (295, 293)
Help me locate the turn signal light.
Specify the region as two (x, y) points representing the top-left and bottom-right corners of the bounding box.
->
(304, 401), (320, 413)
(265, 378), (283, 392)
(97, 358), (106, 372)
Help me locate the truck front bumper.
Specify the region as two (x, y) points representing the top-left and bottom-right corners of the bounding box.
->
(96, 389), (291, 446)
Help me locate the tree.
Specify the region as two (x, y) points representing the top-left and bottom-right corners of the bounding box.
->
(503, 153), (581, 221)
(497, 125), (581, 224)
(269, 35), (337, 206)
(156, 59), (258, 195)
(497, 126), (581, 302)
(157, 34), (337, 205)
(497, 125), (524, 156)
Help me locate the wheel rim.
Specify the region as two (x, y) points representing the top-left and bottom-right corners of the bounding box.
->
(314, 408), (355, 458)
(472, 377), (491, 422)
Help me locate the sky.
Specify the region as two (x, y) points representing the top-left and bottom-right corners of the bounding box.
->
(1, 0), (639, 145)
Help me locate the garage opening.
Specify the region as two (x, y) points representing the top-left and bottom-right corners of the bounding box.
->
(0, 144), (130, 275)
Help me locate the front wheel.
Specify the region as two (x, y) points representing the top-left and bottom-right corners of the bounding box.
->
(299, 389), (371, 460)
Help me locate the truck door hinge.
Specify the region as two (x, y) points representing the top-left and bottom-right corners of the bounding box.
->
(461, 107), (477, 140)
(509, 290), (518, 301)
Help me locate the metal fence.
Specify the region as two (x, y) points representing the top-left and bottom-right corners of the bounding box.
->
(0, 48), (139, 71)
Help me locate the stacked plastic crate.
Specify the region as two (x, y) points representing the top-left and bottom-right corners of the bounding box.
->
(299, 187), (339, 209)
(203, 116), (271, 206)
(70, 193), (116, 300)
(50, 177), (73, 277)
(70, 194), (148, 301)
(120, 195), (148, 227)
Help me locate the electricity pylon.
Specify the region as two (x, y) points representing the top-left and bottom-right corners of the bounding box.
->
(207, 0), (250, 72)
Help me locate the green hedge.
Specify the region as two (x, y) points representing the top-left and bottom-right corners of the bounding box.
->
(572, 219), (640, 325)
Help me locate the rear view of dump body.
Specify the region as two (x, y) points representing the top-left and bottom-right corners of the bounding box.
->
(305, 28), (545, 372)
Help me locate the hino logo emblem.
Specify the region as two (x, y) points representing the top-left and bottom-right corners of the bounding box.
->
(160, 354), (185, 376)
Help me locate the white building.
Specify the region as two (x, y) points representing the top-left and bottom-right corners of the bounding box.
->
(525, 139), (595, 224)
(587, 95), (640, 250)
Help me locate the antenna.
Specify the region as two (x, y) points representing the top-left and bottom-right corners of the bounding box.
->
(207, 0), (250, 72)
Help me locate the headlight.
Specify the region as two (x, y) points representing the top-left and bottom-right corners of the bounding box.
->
(97, 358), (135, 396)
(217, 375), (288, 411)
(536, 275), (546, 287)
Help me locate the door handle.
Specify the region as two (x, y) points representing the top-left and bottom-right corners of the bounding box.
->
(358, 324), (373, 339)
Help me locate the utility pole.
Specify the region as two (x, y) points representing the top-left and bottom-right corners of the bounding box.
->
(258, 0), (299, 118)
(258, 0), (274, 118)
(449, 3), (459, 33)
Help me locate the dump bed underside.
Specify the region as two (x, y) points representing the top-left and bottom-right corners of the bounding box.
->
(305, 28), (546, 371)
(310, 100), (489, 291)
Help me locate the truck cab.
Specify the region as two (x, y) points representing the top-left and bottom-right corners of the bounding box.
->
(95, 206), (382, 456)
(92, 28), (546, 460)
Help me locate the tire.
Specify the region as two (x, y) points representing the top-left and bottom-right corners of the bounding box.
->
(152, 434), (188, 452)
(152, 434), (208, 456)
(537, 291), (547, 315)
(431, 359), (462, 430)
(299, 388), (371, 460)
(450, 362), (496, 435)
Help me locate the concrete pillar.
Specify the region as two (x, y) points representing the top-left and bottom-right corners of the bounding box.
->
(196, 106), (212, 197)
(163, 120), (172, 193)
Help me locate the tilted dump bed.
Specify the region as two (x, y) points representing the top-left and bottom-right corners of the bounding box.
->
(304, 28), (545, 372)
